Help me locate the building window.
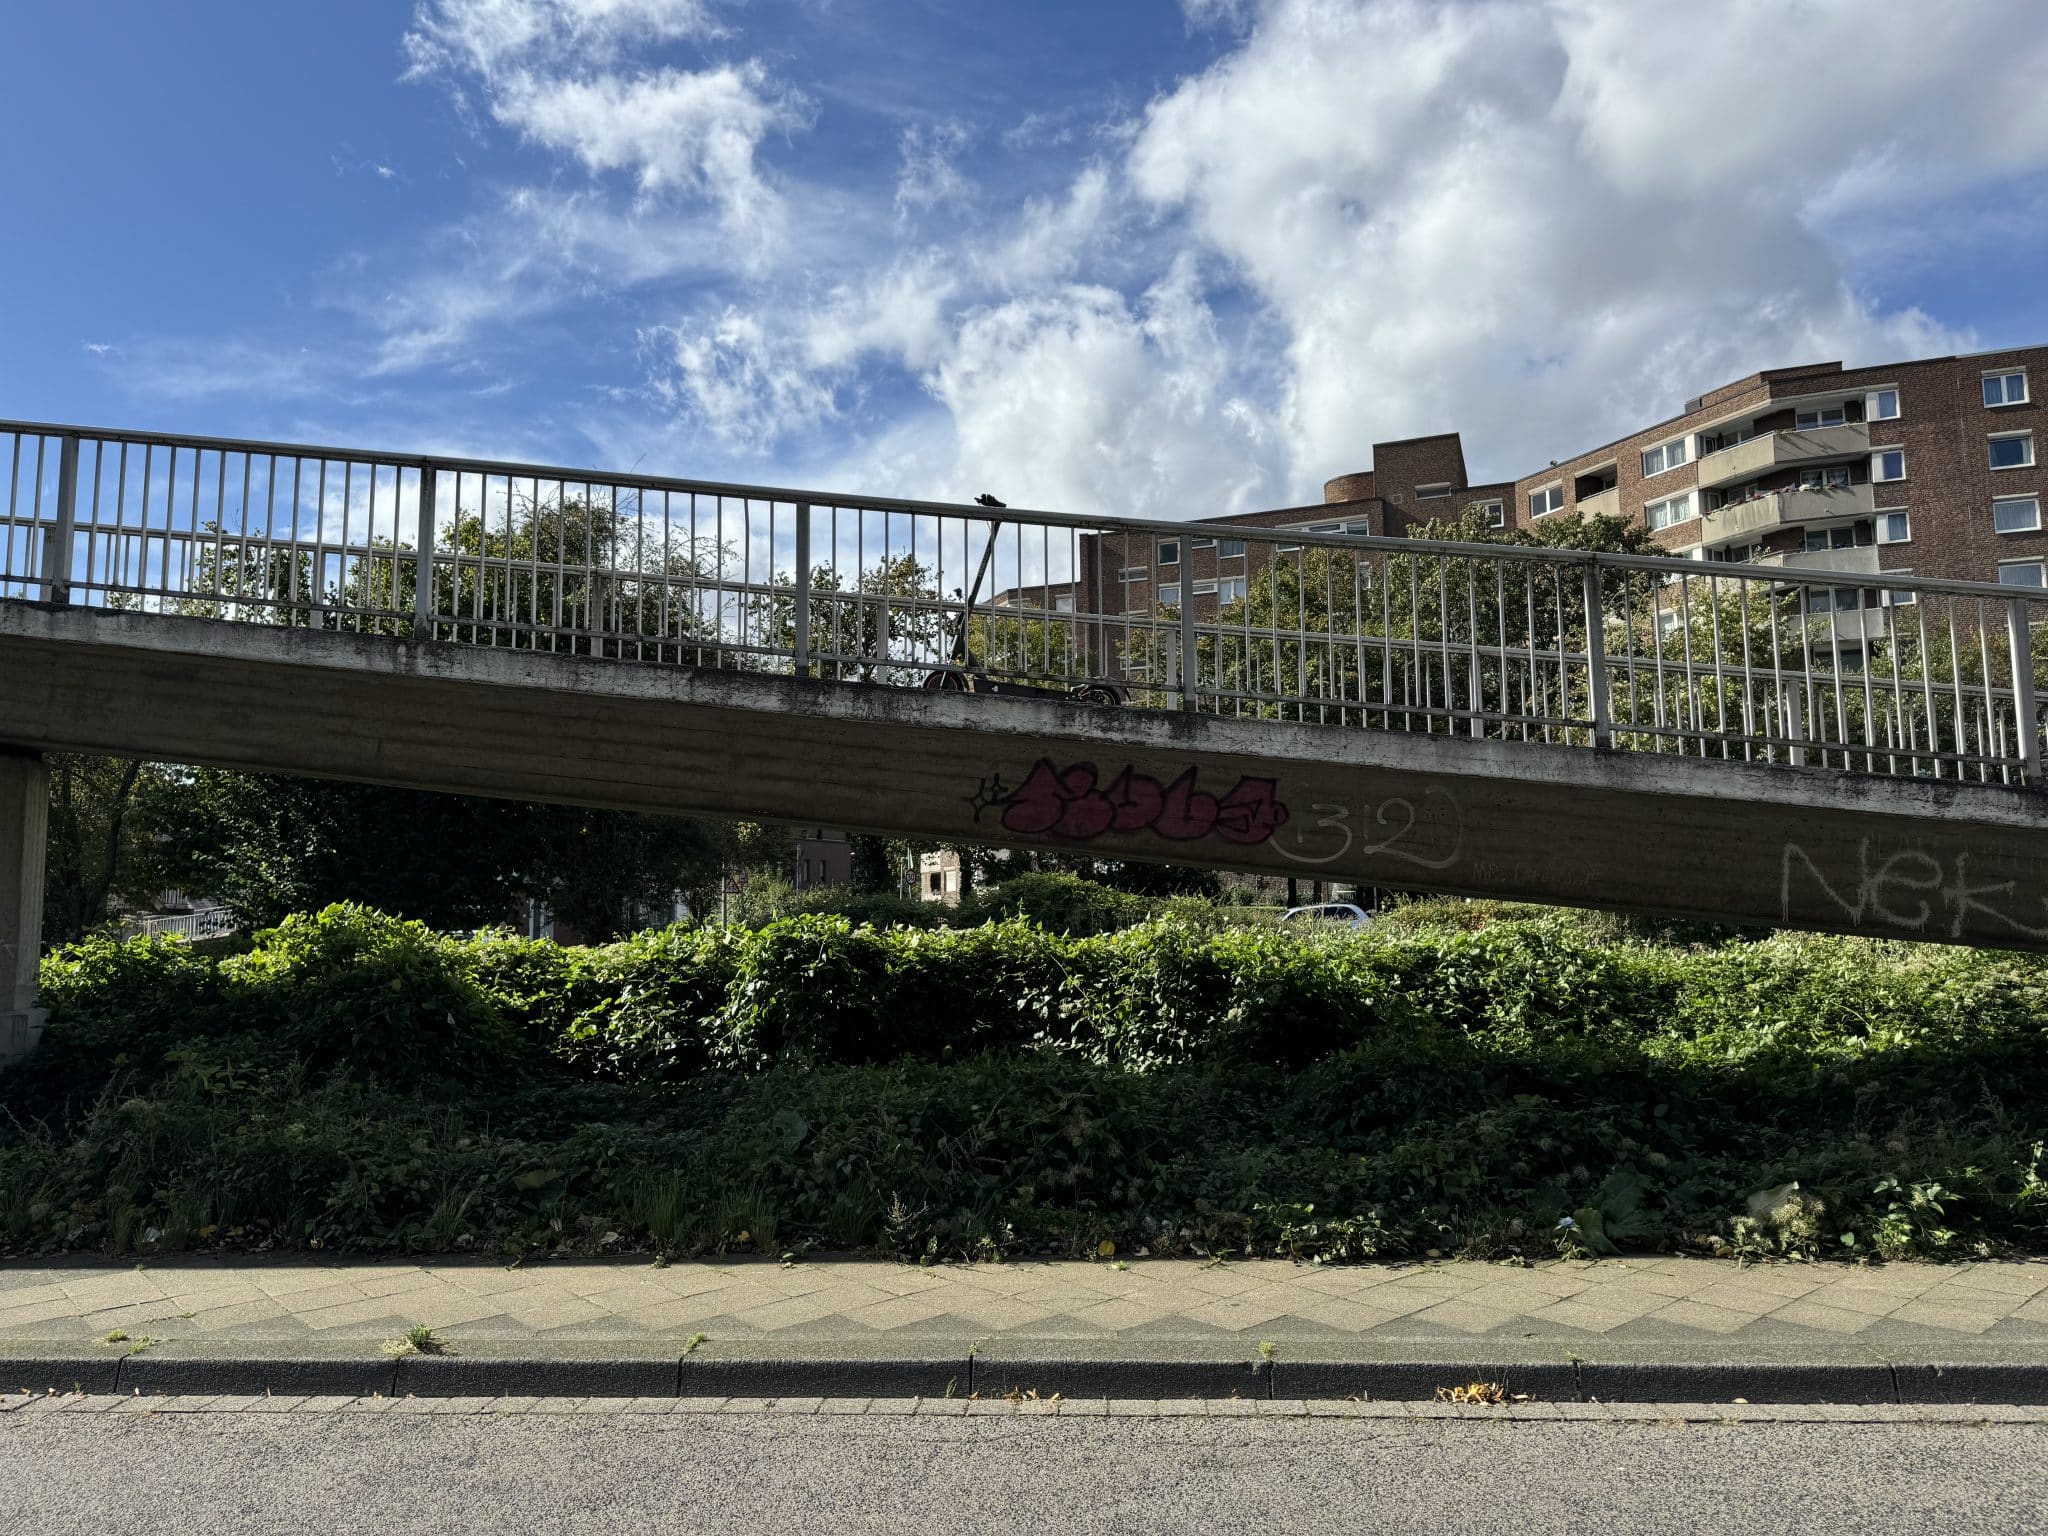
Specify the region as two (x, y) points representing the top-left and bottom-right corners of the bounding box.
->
(1809, 586), (1863, 614)
(1866, 388), (1900, 421)
(1797, 466), (1852, 491)
(1998, 560), (2046, 588)
(1990, 431), (2036, 471)
(1478, 499), (1505, 528)
(1886, 578), (1918, 607)
(1877, 510), (1910, 544)
(1993, 494), (2042, 534)
(1529, 484), (1565, 518)
(1217, 538), (1246, 558)
(1871, 449), (1905, 483)
(1117, 565), (1148, 582)
(1645, 492), (1695, 531)
(1804, 524), (1859, 552)
(1795, 405), (1847, 430)
(927, 872), (942, 894)
(1190, 535), (1215, 549)
(1218, 576), (1248, 603)
(1641, 437), (1689, 477)
(1157, 583), (1180, 605)
(1416, 481), (1451, 499)
(1157, 539), (1180, 565)
(1192, 579), (1219, 596)
(1984, 370), (2029, 407)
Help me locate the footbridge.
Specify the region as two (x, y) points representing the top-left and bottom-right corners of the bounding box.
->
(3, 417), (2047, 1044)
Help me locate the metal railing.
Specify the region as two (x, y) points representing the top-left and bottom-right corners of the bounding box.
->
(4, 418), (2044, 786)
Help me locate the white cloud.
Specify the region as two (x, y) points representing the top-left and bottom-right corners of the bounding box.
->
(1122, 0), (2048, 483)
(643, 307), (842, 451)
(927, 255), (1278, 516)
(402, 0), (722, 82)
(894, 121), (974, 219)
(491, 63), (806, 247)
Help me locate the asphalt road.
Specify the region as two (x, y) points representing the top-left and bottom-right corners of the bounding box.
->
(7, 1408), (2047, 1534)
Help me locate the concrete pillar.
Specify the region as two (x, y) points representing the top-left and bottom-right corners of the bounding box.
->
(0, 750), (48, 1065)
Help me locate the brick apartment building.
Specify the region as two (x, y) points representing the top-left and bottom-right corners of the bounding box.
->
(1062, 343), (2045, 645)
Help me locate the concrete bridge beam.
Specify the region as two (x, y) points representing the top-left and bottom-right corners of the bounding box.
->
(0, 749), (48, 1065)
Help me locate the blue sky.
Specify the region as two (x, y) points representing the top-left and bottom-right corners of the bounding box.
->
(5, 0), (2047, 518)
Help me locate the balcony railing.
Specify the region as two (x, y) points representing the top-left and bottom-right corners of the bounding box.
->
(1696, 423), (1870, 489)
(1700, 483), (1872, 542)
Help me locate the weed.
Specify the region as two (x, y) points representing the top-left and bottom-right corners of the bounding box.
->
(683, 1333), (708, 1356)
(381, 1325), (446, 1358)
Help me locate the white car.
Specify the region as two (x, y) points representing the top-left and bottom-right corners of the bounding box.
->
(1279, 902), (1374, 929)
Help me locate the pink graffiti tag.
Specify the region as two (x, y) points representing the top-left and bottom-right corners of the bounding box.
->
(981, 758), (1289, 848)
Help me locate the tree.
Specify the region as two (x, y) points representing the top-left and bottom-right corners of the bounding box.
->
(145, 770), (730, 940)
(40, 756), (176, 943)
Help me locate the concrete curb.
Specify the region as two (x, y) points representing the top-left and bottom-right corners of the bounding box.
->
(5, 1355), (2048, 1404)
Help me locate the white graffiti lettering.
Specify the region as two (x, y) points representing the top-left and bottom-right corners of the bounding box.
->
(1276, 786), (1463, 871)
(1780, 841), (2048, 941)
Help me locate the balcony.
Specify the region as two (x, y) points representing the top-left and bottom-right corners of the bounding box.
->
(1575, 486), (1618, 520)
(1698, 482), (1872, 543)
(1696, 422), (1869, 489)
(1754, 544), (1880, 576)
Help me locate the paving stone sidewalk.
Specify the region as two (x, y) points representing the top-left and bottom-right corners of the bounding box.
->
(5, 1254), (2047, 1370)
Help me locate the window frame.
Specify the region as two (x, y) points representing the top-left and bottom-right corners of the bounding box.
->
(1478, 499), (1506, 529)
(1993, 494), (2043, 535)
(1116, 565), (1149, 582)
(1156, 582), (1181, 606)
(1415, 481), (1451, 500)
(1528, 483), (1565, 519)
(1217, 575), (1248, 603)
(1876, 509), (1910, 545)
(1794, 405), (1847, 431)
(1156, 538), (1180, 565)
(1989, 430), (2036, 472)
(1640, 437), (1689, 478)
(1865, 387), (1901, 422)
(1216, 538), (1247, 559)
(1871, 449), (1906, 483)
(1983, 369), (2029, 408)
(1644, 491), (1696, 532)
(1997, 559), (2046, 588)
(1192, 578), (1220, 597)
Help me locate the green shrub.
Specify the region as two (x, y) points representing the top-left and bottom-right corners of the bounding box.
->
(17, 904), (2048, 1264)
(224, 906), (532, 1087)
(959, 872), (1152, 935)
(785, 888), (947, 929)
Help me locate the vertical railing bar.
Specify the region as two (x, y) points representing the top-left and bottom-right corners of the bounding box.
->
(2012, 596), (2043, 784)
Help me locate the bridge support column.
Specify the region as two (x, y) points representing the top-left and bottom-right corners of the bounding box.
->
(0, 750), (48, 1066)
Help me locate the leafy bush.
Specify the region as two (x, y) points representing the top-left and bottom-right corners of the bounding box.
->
(12, 904), (2048, 1264)
(958, 872), (1153, 935)
(785, 888), (947, 929)
(223, 906), (534, 1087)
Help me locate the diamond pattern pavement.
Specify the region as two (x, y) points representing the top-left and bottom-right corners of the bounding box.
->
(3, 1256), (2046, 1357)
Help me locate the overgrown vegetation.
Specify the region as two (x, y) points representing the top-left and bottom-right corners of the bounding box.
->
(5, 902), (2045, 1265)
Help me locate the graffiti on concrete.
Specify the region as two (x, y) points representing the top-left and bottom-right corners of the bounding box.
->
(970, 759), (1290, 846)
(1781, 840), (2048, 941)
(1272, 785), (1463, 871)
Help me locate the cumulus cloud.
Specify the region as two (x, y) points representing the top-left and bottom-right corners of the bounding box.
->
(1129, 0), (2048, 481)
(362, 0), (2048, 514)
(493, 63), (806, 246)
(405, 0), (799, 255)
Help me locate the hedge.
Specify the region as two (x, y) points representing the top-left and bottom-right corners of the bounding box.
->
(5, 903), (2046, 1263)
